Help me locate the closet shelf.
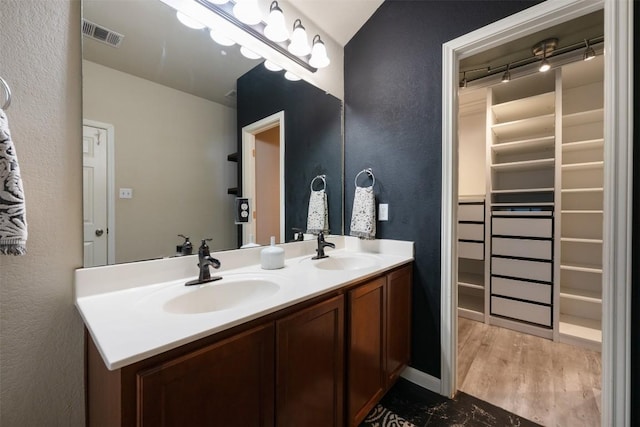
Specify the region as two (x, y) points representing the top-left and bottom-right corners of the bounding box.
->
(491, 136), (555, 153)
(458, 292), (484, 315)
(560, 210), (603, 215)
(491, 114), (555, 142)
(491, 158), (555, 172)
(492, 202), (555, 207)
(560, 288), (602, 304)
(561, 187), (603, 194)
(558, 314), (602, 343)
(560, 262), (603, 274)
(491, 187), (554, 194)
(560, 237), (603, 244)
(563, 108), (604, 127)
(458, 271), (484, 289)
(491, 91), (555, 122)
(561, 161), (604, 171)
(562, 138), (604, 152)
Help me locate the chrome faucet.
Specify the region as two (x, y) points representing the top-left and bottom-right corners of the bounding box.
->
(312, 232), (335, 260)
(186, 239), (222, 286)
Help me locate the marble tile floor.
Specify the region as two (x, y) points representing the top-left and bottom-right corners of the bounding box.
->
(360, 378), (540, 427)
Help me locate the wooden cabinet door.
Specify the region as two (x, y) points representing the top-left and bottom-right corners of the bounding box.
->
(276, 295), (344, 427)
(385, 265), (412, 386)
(347, 277), (386, 427)
(137, 323), (275, 427)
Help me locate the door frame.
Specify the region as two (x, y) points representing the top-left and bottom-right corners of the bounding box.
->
(440, 0), (632, 425)
(241, 111), (286, 244)
(83, 119), (116, 265)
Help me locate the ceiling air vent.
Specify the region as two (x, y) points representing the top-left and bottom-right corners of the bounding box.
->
(82, 19), (124, 48)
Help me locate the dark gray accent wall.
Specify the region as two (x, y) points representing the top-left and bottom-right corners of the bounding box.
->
(237, 65), (343, 242)
(344, 0), (542, 377)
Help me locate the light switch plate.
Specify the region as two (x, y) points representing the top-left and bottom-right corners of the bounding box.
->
(379, 203), (389, 221)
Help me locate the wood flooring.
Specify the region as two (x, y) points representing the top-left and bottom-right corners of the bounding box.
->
(457, 317), (601, 427)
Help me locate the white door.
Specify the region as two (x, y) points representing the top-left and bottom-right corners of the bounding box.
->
(83, 124), (108, 267)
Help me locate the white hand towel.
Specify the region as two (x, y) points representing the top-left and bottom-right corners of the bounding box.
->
(0, 108), (27, 255)
(306, 189), (329, 234)
(350, 185), (376, 239)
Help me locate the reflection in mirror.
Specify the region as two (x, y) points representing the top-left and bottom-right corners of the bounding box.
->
(81, 0), (343, 266)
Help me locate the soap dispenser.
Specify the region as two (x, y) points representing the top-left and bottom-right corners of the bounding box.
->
(260, 236), (284, 269)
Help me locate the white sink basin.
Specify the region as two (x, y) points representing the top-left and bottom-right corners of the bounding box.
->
(138, 275), (282, 315)
(310, 254), (380, 271)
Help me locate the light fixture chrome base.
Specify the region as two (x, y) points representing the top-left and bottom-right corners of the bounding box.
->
(532, 38), (558, 57)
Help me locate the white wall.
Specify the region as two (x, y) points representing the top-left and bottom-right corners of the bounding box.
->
(458, 88), (487, 196)
(0, 1), (85, 425)
(83, 60), (237, 263)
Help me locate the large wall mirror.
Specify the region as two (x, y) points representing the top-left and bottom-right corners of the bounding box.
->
(81, 0), (343, 267)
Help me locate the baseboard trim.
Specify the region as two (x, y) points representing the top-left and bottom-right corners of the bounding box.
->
(400, 367), (442, 395)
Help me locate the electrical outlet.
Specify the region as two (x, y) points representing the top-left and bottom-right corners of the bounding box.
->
(379, 203), (389, 221)
(119, 188), (133, 199)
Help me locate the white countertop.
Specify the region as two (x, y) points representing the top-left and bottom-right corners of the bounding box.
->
(75, 236), (414, 370)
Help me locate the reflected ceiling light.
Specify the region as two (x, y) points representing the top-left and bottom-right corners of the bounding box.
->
(284, 71), (301, 81)
(501, 64), (511, 83)
(309, 35), (330, 68)
(176, 11), (205, 29)
(583, 39), (596, 61)
(233, 0), (262, 25)
(288, 19), (311, 56)
(205, 0), (229, 4)
(240, 46), (261, 59)
(209, 28), (235, 46)
(264, 60), (283, 71)
(532, 38), (557, 73)
(264, 1), (289, 43)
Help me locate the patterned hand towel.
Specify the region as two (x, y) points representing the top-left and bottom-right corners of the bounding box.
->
(350, 185), (376, 239)
(306, 189), (329, 234)
(0, 108), (27, 255)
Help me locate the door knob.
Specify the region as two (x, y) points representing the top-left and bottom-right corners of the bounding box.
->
(95, 229), (104, 237)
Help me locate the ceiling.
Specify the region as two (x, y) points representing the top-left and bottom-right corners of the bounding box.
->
(82, 0), (382, 108)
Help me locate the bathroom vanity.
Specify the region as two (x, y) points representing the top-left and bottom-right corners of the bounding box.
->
(76, 237), (413, 426)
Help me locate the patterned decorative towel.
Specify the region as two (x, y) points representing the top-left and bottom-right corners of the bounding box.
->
(350, 185), (376, 239)
(0, 108), (27, 255)
(306, 189), (328, 234)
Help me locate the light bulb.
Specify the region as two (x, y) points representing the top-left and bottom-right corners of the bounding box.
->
(240, 46), (261, 60)
(284, 71), (301, 81)
(288, 19), (310, 56)
(309, 35), (330, 68)
(233, 0), (262, 25)
(264, 60), (283, 72)
(501, 64), (511, 83)
(539, 58), (550, 72)
(264, 1), (288, 42)
(176, 11), (205, 30)
(210, 29), (235, 46)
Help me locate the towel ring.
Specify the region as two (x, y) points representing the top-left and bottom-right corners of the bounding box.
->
(0, 77), (11, 110)
(310, 174), (326, 192)
(354, 168), (375, 188)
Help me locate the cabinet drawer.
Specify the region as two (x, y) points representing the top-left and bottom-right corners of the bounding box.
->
(492, 257), (552, 282)
(492, 277), (551, 304)
(458, 204), (484, 222)
(458, 241), (484, 260)
(492, 217), (552, 238)
(458, 223), (484, 241)
(491, 237), (552, 260)
(491, 296), (551, 327)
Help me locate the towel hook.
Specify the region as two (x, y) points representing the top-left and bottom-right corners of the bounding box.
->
(0, 77), (11, 110)
(354, 168), (375, 188)
(310, 174), (326, 192)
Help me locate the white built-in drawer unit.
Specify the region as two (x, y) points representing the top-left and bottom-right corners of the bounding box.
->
(492, 216), (552, 238)
(492, 256), (552, 282)
(458, 241), (484, 259)
(491, 296), (552, 327)
(458, 203), (484, 222)
(492, 277), (551, 304)
(458, 223), (484, 241)
(491, 237), (552, 260)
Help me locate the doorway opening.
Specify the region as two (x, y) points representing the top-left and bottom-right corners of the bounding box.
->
(441, 0), (633, 425)
(241, 111), (285, 246)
